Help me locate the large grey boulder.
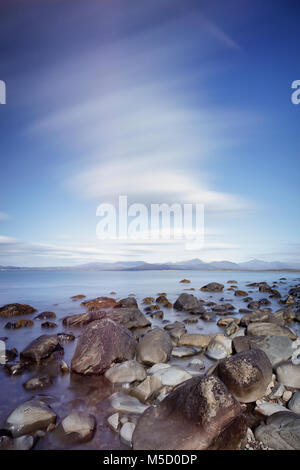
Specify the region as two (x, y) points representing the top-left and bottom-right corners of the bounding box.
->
(4, 399), (56, 437)
(136, 328), (172, 366)
(132, 375), (246, 450)
(217, 349), (272, 403)
(173, 294), (204, 313)
(71, 318), (137, 375)
(255, 411), (300, 449)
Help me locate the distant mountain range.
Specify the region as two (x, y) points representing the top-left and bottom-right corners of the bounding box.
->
(1, 258), (300, 271)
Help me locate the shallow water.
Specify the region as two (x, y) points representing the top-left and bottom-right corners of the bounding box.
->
(0, 270), (299, 449)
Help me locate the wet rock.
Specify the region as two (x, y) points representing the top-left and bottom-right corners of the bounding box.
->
(178, 333), (215, 348)
(240, 310), (274, 326)
(21, 335), (60, 363)
(183, 316), (198, 324)
(107, 308), (151, 329)
(82, 296), (117, 311)
(23, 375), (53, 391)
(2, 347), (18, 363)
(247, 322), (297, 340)
(225, 321), (239, 336)
(150, 310), (164, 320)
(200, 282), (224, 292)
(132, 375), (246, 450)
(5, 362), (28, 376)
(107, 413), (119, 432)
(53, 411), (96, 444)
(288, 392), (300, 413)
(217, 317), (240, 327)
(156, 296), (172, 308)
(180, 279), (191, 283)
(206, 335), (232, 360)
(136, 328), (172, 366)
(0, 434), (35, 450)
(120, 422), (135, 447)
(217, 349), (272, 403)
(248, 335), (294, 367)
(5, 320), (34, 329)
(63, 311), (106, 327)
(114, 297), (138, 309)
(132, 375), (162, 402)
(235, 290), (248, 297)
(0, 303), (37, 318)
(275, 362), (300, 389)
(71, 319), (137, 375)
(104, 360), (146, 384)
(34, 311), (56, 320)
(70, 295), (86, 301)
(110, 392), (148, 415)
(255, 411), (300, 449)
(255, 402), (288, 416)
(41, 321), (57, 329)
(172, 346), (200, 358)
(56, 332), (75, 343)
(173, 293), (204, 313)
(4, 399), (56, 437)
(151, 365), (192, 387)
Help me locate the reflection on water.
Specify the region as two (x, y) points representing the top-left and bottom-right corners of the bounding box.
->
(0, 270), (299, 449)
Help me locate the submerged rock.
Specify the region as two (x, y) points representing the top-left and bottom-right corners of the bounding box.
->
(21, 335), (60, 363)
(132, 375), (246, 450)
(0, 303), (37, 318)
(4, 399), (56, 437)
(23, 375), (53, 391)
(200, 282), (224, 292)
(136, 328), (172, 366)
(0, 434), (35, 450)
(5, 320), (34, 329)
(71, 318), (137, 375)
(34, 311), (56, 320)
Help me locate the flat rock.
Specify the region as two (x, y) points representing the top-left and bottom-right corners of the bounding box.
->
(255, 411), (300, 450)
(81, 296), (117, 311)
(109, 392), (148, 415)
(255, 402), (288, 416)
(104, 361), (146, 384)
(107, 308), (151, 329)
(178, 333), (215, 348)
(171, 346), (200, 358)
(247, 322), (297, 340)
(275, 362), (300, 389)
(200, 283), (224, 292)
(248, 335), (294, 367)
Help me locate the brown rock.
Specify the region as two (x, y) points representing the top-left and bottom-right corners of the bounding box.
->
(0, 303), (37, 318)
(81, 296), (117, 311)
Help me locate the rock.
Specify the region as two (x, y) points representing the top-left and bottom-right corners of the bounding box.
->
(54, 411), (96, 444)
(34, 311), (56, 320)
(240, 310), (274, 326)
(23, 375), (53, 390)
(183, 316), (198, 324)
(81, 296), (117, 311)
(275, 362), (300, 388)
(187, 358), (205, 370)
(5, 320), (34, 329)
(0, 434), (35, 450)
(70, 295), (86, 301)
(247, 323), (297, 340)
(217, 317), (240, 327)
(200, 283), (224, 292)
(178, 333), (215, 348)
(147, 363), (171, 375)
(288, 392), (300, 413)
(107, 413), (119, 432)
(63, 311), (106, 327)
(132, 375), (246, 450)
(71, 319), (137, 375)
(60, 360), (69, 374)
(173, 293), (204, 313)
(4, 399), (56, 437)
(132, 376), (162, 402)
(114, 297), (138, 309)
(205, 335), (232, 360)
(21, 335), (60, 363)
(172, 346), (200, 358)
(248, 335), (294, 367)
(268, 383), (285, 399)
(0, 303), (37, 318)
(255, 411), (300, 449)
(235, 290), (248, 297)
(107, 308), (151, 329)
(255, 402), (288, 416)
(150, 310), (164, 320)
(136, 328), (172, 366)
(225, 321), (239, 337)
(180, 279), (191, 283)
(109, 392), (148, 415)
(41, 321), (57, 329)
(4, 362), (27, 376)
(120, 422), (135, 447)
(56, 332), (75, 343)
(151, 366), (192, 387)
(104, 361), (146, 384)
(283, 391), (293, 402)
(217, 349), (272, 403)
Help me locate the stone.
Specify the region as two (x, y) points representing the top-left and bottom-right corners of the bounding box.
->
(248, 335), (294, 367)
(4, 399), (56, 437)
(178, 333), (215, 348)
(81, 296), (117, 311)
(54, 411), (96, 444)
(180, 279), (191, 283)
(151, 366), (192, 387)
(109, 392), (148, 415)
(255, 411), (300, 450)
(23, 375), (53, 390)
(5, 320), (34, 329)
(71, 319), (137, 375)
(172, 346), (200, 358)
(114, 297), (138, 309)
(132, 376), (162, 402)
(283, 391), (293, 402)
(173, 293), (204, 313)
(21, 335), (60, 363)
(255, 402), (288, 416)
(288, 392), (300, 414)
(70, 295), (86, 301)
(56, 332), (75, 343)
(0, 303), (37, 318)
(107, 308), (151, 329)
(41, 321), (57, 329)
(200, 282), (224, 292)
(205, 335), (232, 360)
(120, 422), (135, 447)
(247, 323), (297, 340)
(34, 311), (56, 320)
(235, 290), (248, 297)
(275, 362), (300, 389)
(0, 434), (35, 450)
(132, 375), (246, 450)
(107, 413), (119, 432)
(136, 328), (172, 366)
(217, 349), (272, 403)
(63, 311), (106, 327)
(104, 361), (146, 384)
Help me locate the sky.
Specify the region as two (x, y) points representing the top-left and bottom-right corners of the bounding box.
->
(0, 0), (299, 267)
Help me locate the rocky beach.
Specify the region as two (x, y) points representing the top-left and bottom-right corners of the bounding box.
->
(1, 272), (300, 450)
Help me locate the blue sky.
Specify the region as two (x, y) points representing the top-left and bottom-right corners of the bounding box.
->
(0, 0), (299, 266)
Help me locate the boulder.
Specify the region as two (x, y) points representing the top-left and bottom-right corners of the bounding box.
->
(247, 323), (297, 340)
(200, 283), (224, 292)
(255, 411), (300, 450)
(81, 296), (117, 311)
(62, 311), (105, 327)
(217, 349), (272, 403)
(104, 361), (146, 384)
(71, 319), (137, 375)
(178, 333), (215, 348)
(114, 297), (138, 309)
(173, 293), (203, 313)
(34, 311), (56, 320)
(4, 399), (56, 437)
(23, 375), (53, 390)
(0, 303), (37, 318)
(288, 392), (300, 414)
(107, 308), (151, 329)
(275, 362), (300, 389)
(21, 335), (60, 363)
(205, 335), (232, 360)
(132, 375), (246, 450)
(53, 411), (96, 444)
(136, 328), (172, 366)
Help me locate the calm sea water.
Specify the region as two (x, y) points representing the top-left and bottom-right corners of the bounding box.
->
(0, 270), (299, 449)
